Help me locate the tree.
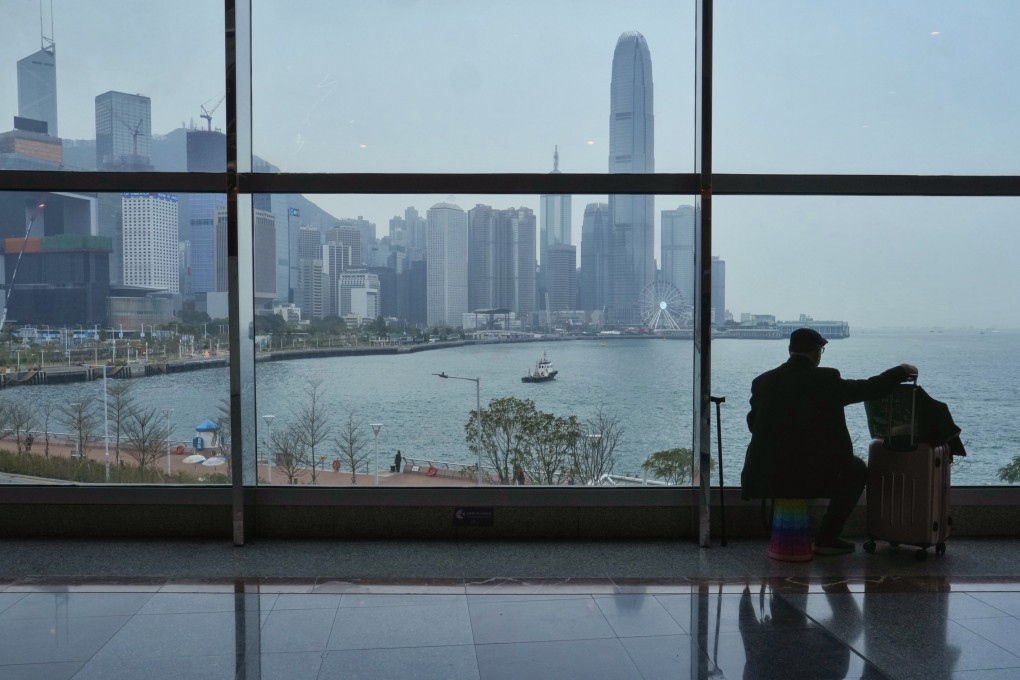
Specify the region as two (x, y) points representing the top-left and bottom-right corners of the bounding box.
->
(571, 407), (624, 485)
(334, 410), (370, 484)
(106, 379), (135, 465)
(269, 423), (307, 485)
(38, 402), (57, 458)
(60, 400), (101, 460)
(294, 379), (333, 484)
(3, 401), (36, 455)
(641, 447), (714, 485)
(121, 406), (171, 472)
(998, 457), (1020, 484)
(524, 411), (581, 485)
(467, 397), (538, 485)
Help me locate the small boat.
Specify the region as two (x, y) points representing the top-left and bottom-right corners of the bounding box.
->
(522, 353), (558, 383)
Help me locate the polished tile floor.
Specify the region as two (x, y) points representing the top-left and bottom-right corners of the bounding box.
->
(2, 539), (1020, 679)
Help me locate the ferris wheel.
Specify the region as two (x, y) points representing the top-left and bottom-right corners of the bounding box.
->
(640, 281), (693, 332)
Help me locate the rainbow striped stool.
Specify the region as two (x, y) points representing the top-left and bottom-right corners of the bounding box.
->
(767, 498), (813, 562)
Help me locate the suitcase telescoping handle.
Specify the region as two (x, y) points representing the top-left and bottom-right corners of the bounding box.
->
(887, 374), (918, 448)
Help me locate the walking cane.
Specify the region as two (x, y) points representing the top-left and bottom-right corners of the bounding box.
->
(710, 396), (727, 546)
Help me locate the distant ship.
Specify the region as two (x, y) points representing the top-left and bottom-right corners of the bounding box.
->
(522, 353), (558, 383)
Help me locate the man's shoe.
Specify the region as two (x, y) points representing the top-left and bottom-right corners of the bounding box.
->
(813, 537), (855, 556)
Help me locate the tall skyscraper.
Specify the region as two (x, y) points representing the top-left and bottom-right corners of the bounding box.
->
(608, 31), (655, 325)
(191, 193), (227, 293)
(95, 91), (152, 170)
(17, 40), (57, 137)
(426, 202), (468, 327)
(546, 244), (578, 313)
(579, 202), (610, 313)
(711, 255), (726, 324)
(467, 205), (536, 319)
(122, 193), (179, 293)
(539, 147), (571, 310)
(661, 205), (697, 309)
(252, 209), (277, 311)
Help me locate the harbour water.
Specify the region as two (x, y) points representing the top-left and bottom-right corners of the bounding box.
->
(10, 328), (1020, 485)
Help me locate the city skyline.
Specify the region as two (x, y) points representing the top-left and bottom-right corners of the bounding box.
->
(1, 1), (1018, 328)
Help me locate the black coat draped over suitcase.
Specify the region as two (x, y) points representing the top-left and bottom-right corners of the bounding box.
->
(741, 356), (911, 500)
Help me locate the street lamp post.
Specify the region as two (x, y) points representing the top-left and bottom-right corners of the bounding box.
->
(262, 414), (275, 484)
(162, 408), (174, 478)
(433, 372), (483, 485)
(371, 423), (382, 485)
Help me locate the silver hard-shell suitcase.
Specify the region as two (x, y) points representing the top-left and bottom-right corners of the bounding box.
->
(863, 381), (953, 560)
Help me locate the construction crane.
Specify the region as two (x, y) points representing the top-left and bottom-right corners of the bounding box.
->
(115, 115), (144, 156)
(1, 202), (46, 331)
(200, 95), (225, 131)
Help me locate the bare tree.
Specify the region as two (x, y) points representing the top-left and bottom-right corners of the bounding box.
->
(572, 407), (624, 485)
(333, 410), (370, 484)
(38, 402), (57, 458)
(121, 406), (171, 472)
(269, 424), (308, 485)
(106, 380), (135, 465)
(294, 380), (333, 484)
(5, 402), (36, 454)
(524, 411), (581, 485)
(60, 400), (101, 460)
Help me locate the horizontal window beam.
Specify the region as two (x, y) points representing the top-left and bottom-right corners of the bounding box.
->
(3, 171), (1018, 197)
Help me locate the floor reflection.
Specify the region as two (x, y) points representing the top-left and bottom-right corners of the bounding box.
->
(1, 577), (1020, 679)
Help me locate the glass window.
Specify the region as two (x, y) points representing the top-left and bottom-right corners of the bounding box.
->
(0, 1), (225, 172)
(713, 195), (1020, 486)
(714, 1), (1020, 174)
(251, 1), (696, 173)
(251, 193), (697, 486)
(0, 190), (234, 485)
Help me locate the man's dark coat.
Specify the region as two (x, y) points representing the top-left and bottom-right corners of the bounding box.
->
(741, 355), (909, 500)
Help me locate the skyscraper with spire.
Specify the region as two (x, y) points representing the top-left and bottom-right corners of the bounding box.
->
(539, 146), (571, 311)
(17, 5), (57, 137)
(608, 31), (654, 325)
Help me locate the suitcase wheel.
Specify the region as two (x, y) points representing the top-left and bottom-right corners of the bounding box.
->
(915, 548), (928, 561)
(935, 542), (947, 556)
(863, 540), (876, 554)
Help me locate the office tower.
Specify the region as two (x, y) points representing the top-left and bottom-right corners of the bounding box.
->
(426, 202), (468, 327)
(214, 207), (229, 293)
(252, 156), (293, 304)
(608, 31), (655, 325)
(187, 130), (226, 172)
(17, 40), (57, 137)
(95, 91), (153, 170)
(711, 255), (726, 325)
(334, 218), (374, 265)
(252, 209), (277, 311)
(321, 242), (353, 317)
(369, 266), (397, 319)
(661, 205), (696, 308)
(546, 244), (578, 313)
(405, 207), (427, 259)
(179, 241), (192, 295)
(338, 271), (380, 318)
(122, 193), (179, 293)
(3, 235), (111, 326)
(325, 225), (362, 269)
(190, 194), (227, 293)
(467, 205), (536, 320)
(579, 202), (611, 312)
(296, 226), (322, 318)
(539, 146), (571, 310)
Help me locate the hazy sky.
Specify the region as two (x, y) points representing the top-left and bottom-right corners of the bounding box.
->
(2, 1), (1018, 328)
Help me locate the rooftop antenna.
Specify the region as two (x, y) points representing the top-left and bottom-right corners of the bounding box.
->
(40, 0), (55, 54)
(553, 145), (560, 173)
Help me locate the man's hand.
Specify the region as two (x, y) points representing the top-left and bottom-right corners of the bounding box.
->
(899, 363), (919, 379)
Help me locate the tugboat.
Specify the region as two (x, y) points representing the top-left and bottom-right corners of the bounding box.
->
(521, 353), (558, 383)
